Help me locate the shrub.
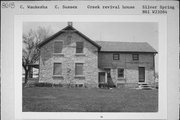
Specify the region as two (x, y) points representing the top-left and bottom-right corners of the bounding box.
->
(99, 83), (108, 88)
(34, 83), (53, 87)
(53, 84), (63, 87)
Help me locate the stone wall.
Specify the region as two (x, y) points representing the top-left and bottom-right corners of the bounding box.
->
(39, 30), (156, 88)
(98, 52), (156, 87)
(39, 32), (99, 87)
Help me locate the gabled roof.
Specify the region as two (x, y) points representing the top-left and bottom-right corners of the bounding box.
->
(96, 41), (157, 53)
(38, 25), (157, 53)
(38, 25), (101, 49)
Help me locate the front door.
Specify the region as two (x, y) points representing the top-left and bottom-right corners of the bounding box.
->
(139, 67), (145, 82)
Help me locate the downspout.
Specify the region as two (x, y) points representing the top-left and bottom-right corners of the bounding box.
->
(153, 53), (156, 82)
(38, 48), (41, 83)
(125, 53), (127, 84)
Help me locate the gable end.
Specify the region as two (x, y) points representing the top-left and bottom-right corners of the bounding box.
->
(37, 25), (101, 50)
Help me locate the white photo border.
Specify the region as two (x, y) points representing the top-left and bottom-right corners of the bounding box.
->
(14, 15), (167, 119)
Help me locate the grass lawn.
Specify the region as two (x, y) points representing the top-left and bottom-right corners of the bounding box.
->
(23, 87), (158, 112)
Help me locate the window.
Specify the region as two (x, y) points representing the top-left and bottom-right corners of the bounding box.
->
(54, 41), (63, 53)
(118, 68), (124, 78)
(132, 54), (139, 60)
(76, 42), (84, 53)
(113, 53), (119, 60)
(53, 63), (62, 75)
(75, 63), (83, 75)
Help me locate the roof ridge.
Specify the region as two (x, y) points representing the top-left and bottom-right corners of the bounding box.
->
(96, 41), (147, 43)
(96, 41), (157, 53)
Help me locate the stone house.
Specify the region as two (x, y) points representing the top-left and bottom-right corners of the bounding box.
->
(37, 23), (157, 88)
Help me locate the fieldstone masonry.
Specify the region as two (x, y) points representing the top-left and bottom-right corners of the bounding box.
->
(38, 25), (157, 88)
(39, 32), (99, 87)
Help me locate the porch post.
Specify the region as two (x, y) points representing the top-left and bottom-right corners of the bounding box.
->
(105, 72), (107, 83)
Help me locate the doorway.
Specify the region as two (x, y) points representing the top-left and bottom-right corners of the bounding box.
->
(139, 67), (145, 82)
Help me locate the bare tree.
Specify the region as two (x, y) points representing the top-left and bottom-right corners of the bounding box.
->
(22, 26), (52, 84)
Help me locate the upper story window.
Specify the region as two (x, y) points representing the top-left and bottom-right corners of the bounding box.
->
(76, 42), (84, 53)
(118, 68), (124, 78)
(132, 54), (139, 60)
(75, 63), (84, 75)
(54, 41), (63, 53)
(113, 53), (119, 60)
(53, 63), (62, 75)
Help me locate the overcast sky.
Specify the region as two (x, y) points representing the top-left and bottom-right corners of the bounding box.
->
(23, 22), (159, 72)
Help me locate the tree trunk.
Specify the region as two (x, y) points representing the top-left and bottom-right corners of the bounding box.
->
(24, 70), (28, 84)
(28, 67), (33, 78)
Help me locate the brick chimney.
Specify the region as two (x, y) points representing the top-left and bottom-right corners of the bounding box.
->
(68, 22), (73, 26)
